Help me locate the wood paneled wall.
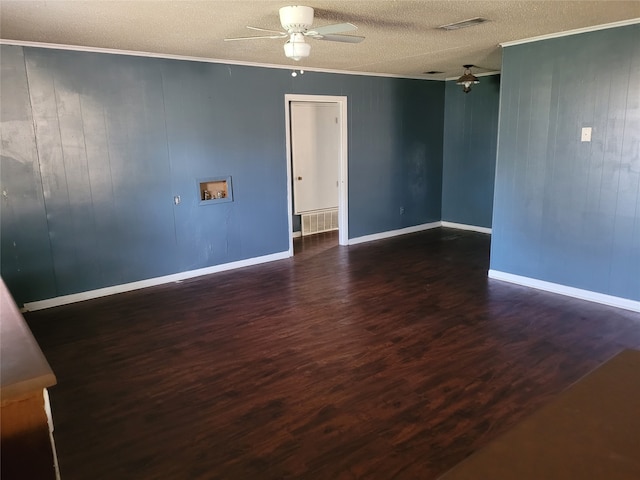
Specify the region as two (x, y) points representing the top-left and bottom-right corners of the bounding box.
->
(491, 24), (640, 302)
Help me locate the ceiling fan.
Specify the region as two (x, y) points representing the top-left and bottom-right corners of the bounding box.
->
(224, 5), (364, 61)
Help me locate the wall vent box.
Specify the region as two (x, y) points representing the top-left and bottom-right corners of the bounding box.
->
(198, 176), (233, 205)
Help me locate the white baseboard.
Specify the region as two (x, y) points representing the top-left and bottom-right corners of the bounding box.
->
(348, 221), (441, 245)
(23, 250), (291, 312)
(347, 221), (489, 246)
(19, 225), (499, 311)
(292, 231), (302, 239)
(441, 221), (492, 234)
(488, 270), (640, 313)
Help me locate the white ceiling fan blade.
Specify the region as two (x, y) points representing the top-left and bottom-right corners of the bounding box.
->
(246, 26), (287, 35)
(307, 22), (358, 36)
(224, 34), (286, 41)
(314, 34), (365, 44)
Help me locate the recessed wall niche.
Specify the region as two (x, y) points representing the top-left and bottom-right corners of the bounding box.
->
(198, 176), (233, 205)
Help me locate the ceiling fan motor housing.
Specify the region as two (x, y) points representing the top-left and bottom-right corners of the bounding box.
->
(279, 6), (314, 32)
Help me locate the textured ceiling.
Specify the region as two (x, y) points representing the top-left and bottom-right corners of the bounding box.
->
(1, 1), (639, 79)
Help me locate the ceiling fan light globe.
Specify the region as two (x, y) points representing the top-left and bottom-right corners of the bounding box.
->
(284, 41), (311, 60)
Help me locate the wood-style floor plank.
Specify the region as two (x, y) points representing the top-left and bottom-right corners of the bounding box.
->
(25, 229), (640, 479)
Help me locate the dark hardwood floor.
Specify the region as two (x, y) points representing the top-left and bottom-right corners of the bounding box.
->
(25, 228), (640, 480)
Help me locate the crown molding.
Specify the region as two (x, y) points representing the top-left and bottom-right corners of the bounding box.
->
(0, 38), (443, 81)
(500, 17), (640, 47)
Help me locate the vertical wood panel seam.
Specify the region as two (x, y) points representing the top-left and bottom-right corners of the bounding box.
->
(77, 93), (99, 274)
(100, 103), (120, 283)
(510, 51), (524, 230)
(100, 104), (115, 227)
(22, 47), (58, 295)
(607, 53), (634, 293)
(600, 56), (616, 292)
(158, 70), (180, 249)
(490, 62), (506, 240)
(522, 50), (535, 266)
(50, 73), (76, 295)
(547, 50), (562, 255)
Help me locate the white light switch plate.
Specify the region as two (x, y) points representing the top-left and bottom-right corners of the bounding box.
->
(581, 127), (592, 142)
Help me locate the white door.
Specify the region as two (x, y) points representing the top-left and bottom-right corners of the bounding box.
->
(290, 102), (340, 214)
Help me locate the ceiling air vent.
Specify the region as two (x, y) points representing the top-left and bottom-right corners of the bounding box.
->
(424, 70), (444, 75)
(438, 17), (488, 31)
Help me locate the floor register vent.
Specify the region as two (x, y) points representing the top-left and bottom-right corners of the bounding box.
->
(301, 209), (338, 236)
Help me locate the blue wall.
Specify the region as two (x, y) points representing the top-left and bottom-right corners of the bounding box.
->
(0, 45), (444, 305)
(491, 24), (640, 302)
(0, 46), (58, 302)
(442, 75), (500, 228)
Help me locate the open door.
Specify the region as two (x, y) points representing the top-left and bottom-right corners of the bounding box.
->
(290, 102), (340, 215)
(285, 95), (348, 256)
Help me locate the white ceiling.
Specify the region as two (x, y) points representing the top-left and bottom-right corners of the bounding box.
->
(1, 1), (639, 79)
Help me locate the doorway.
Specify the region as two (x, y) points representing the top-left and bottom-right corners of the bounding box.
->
(284, 94), (348, 256)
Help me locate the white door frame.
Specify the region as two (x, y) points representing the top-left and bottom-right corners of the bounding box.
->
(284, 94), (349, 255)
